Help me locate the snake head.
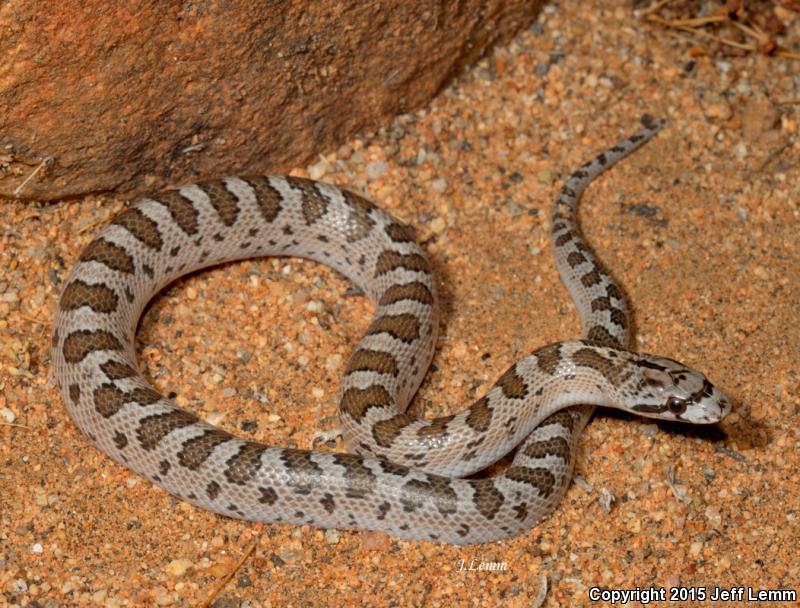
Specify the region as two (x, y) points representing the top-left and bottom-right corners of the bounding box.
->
(629, 355), (731, 424)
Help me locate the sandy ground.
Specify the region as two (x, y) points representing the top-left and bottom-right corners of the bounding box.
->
(2, 2), (799, 607)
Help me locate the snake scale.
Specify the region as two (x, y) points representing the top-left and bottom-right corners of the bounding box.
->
(52, 119), (730, 544)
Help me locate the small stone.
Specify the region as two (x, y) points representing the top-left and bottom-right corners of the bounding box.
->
(429, 217), (446, 234)
(92, 589), (108, 604)
(206, 411), (226, 425)
(267, 414), (281, 423)
(325, 529), (341, 544)
(324, 353), (342, 370)
(154, 588), (177, 606)
(366, 161), (387, 180)
(210, 535), (225, 549)
(312, 387), (324, 399)
(703, 99), (732, 121)
(598, 488), (615, 513)
(11, 579), (28, 594)
(270, 553), (286, 568)
(306, 300), (324, 313)
(165, 558), (194, 577)
(35, 491), (48, 507)
(0, 407), (16, 423)
(275, 548), (305, 564)
(573, 475), (593, 491)
(536, 169), (551, 184)
(31, 543), (43, 554)
(629, 204), (658, 217)
(505, 200), (523, 216)
(641, 424), (658, 437)
(704, 505), (722, 528)
(207, 563), (230, 578)
(431, 177), (447, 193)
(307, 157), (332, 180)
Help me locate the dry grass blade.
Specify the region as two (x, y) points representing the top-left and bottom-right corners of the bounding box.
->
(644, 2), (800, 60)
(200, 534), (260, 608)
(646, 14), (755, 50)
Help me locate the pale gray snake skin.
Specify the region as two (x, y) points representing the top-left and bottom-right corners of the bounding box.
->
(52, 120), (731, 544)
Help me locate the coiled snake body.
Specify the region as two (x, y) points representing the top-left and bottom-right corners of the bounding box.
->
(52, 120), (730, 544)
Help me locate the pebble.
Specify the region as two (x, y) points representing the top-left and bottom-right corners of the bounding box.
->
(0, 407), (16, 423)
(703, 99), (733, 121)
(598, 488), (615, 513)
(324, 353), (342, 370)
(366, 161), (388, 180)
(206, 411), (226, 425)
(431, 177), (447, 193)
(92, 589), (107, 604)
(641, 423), (658, 437)
(325, 529), (341, 544)
(336, 143), (353, 159)
(275, 548), (306, 565)
(307, 157), (333, 180)
(705, 506), (722, 528)
(306, 300), (324, 313)
(165, 558), (194, 577)
(154, 587), (178, 606)
(429, 217), (446, 234)
(534, 61), (550, 77)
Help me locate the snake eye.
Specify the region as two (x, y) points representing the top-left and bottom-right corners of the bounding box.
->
(666, 397), (687, 414)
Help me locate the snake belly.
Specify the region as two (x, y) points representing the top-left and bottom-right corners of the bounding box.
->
(51, 120), (730, 544)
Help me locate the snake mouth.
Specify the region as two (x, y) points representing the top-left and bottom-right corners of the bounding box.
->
(631, 403), (668, 415)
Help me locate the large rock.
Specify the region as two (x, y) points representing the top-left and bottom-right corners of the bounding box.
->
(0, 1), (542, 201)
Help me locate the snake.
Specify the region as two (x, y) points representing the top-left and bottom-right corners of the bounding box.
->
(51, 119), (730, 544)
